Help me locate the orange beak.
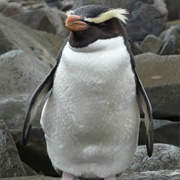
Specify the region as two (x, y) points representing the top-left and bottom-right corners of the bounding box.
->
(65, 15), (89, 31)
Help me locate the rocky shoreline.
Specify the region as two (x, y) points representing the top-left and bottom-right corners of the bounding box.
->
(0, 0), (179, 179)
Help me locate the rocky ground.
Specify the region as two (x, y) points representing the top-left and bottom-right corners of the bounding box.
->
(0, 0), (180, 179)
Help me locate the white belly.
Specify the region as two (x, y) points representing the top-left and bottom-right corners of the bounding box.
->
(40, 36), (140, 178)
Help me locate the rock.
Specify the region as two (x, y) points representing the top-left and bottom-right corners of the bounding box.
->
(0, 119), (26, 177)
(23, 163), (38, 176)
(2, 2), (26, 17)
(153, 0), (168, 17)
(12, 7), (67, 36)
(130, 144), (180, 171)
(0, 13), (64, 66)
(165, 0), (180, 21)
(120, 169), (180, 180)
(0, 0), (8, 12)
(11, 128), (58, 177)
(126, 2), (166, 41)
(129, 40), (143, 55)
(45, 0), (61, 8)
(153, 120), (180, 147)
(139, 119), (180, 147)
(159, 25), (180, 55)
(135, 53), (180, 120)
(0, 176), (58, 180)
(140, 34), (163, 54)
(0, 50), (50, 129)
(73, 0), (138, 10)
(12, 9), (56, 34)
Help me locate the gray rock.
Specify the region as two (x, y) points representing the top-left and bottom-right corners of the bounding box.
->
(140, 34), (163, 54)
(11, 128), (58, 177)
(0, 176), (58, 180)
(166, 0), (180, 21)
(12, 7), (68, 37)
(153, 0), (168, 17)
(159, 25), (180, 55)
(126, 2), (166, 41)
(135, 53), (180, 120)
(12, 9), (56, 34)
(0, 119), (26, 177)
(0, 0), (8, 12)
(0, 50), (50, 128)
(139, 119), (180, 147)
(73, 0), (138, 10)
(0, 13), (64, 66)
(23, 163), (38, 176)
(2, 2), (26, 17)
(120, 169), (180, 180)
(154, 120), (180, 147)
(130, 144), (180, 171)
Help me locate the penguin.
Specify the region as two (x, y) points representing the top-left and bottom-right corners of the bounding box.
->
(22, 5), (153, 180)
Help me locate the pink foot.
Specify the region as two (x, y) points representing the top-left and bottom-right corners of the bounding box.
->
(62, 172), (75, 180)
(104, 175), (116, 180)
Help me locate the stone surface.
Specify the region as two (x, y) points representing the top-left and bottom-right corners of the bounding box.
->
(154, 120), (180, 147)
(0, 13), (64, 66)
(11, 128), (58, 177)
(139, 119), (180, 147)
(0, 0), (8, 11)
(159, 25), (180, 55)
(73, 0), (138, 10)
(130, 144), (180, 171)
(0, 50), (50, 129)
(12, 9), (56, 34)
(2, 2), (26, 17)
(126, 2), (166, 41)
(140, 34), (163, 54)
(165, 0), (180, 21)
(0, 119), (26, 177)
(135, 53), (180, 120)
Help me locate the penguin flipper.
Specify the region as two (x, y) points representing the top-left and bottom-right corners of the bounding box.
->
(22, 64), (57, 145)
(135, 72), (154, 157)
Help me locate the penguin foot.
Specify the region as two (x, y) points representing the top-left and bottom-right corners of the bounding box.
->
(62, 172), (75, 180)
(104, 175), (116, 180)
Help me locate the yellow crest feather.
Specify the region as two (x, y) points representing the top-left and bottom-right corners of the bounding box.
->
(85, 8), (129, 24)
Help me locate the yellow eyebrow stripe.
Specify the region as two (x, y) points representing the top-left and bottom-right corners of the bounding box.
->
(84, 9), (129, 24)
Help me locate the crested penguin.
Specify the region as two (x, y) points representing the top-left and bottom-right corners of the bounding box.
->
(22, 4), (153, 180)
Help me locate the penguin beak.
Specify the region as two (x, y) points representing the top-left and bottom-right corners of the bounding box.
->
(65, 15), (89, 31)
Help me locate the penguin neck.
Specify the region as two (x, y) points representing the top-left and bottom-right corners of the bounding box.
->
(67, 36), (126, 53)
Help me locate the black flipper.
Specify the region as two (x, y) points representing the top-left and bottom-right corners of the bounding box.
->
(135, 71), (154, 157)
(22, 64), (57, 145)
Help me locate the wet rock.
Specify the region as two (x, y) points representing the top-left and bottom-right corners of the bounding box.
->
(0, 50), (50, 129)
(135, 53), (180, 120)
(159, 25), (180, 55)
(126, 2), (166, 41)
(130, 144), (180, 171)
(140, 34), (163, 54)
(0, 13), (64, 66)
(11, 128), (58, 177)
(2, 2), (26, 17)
(153, 0), (168, 17)
(0, 119), (26, 177)
(165, 0), (180, 21)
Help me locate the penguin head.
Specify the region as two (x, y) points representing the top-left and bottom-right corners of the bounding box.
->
(65, 5), (128, 47)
